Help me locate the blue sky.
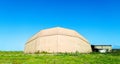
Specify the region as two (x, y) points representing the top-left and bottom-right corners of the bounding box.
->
(0, 0), (120, 51)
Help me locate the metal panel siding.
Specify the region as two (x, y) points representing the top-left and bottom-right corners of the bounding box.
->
(24, 27), (92, 53)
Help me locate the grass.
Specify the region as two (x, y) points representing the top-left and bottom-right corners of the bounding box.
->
(0, 51), (120, 64)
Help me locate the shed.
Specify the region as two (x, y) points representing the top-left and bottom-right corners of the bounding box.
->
(91, 45), (112, 53)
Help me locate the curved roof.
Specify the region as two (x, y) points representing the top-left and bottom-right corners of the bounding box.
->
(27, 27), (88, 43)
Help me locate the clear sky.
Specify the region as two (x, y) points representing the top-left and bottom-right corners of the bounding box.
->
(0, 0), (120, 51)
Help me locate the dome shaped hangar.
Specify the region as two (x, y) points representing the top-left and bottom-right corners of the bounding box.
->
(24, 27), (92, 53)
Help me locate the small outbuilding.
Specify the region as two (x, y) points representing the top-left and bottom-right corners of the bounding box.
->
(24, 27), (92, 53)
(91, 45), (112, 53)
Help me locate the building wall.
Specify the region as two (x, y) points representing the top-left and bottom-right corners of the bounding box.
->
(24, 35), (92, 53)
(92, 45), (112, 52)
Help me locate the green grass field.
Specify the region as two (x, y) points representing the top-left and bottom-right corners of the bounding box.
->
(0, 51), (120, 64)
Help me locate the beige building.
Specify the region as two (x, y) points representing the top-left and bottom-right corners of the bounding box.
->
(24, 27), (92, 53)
